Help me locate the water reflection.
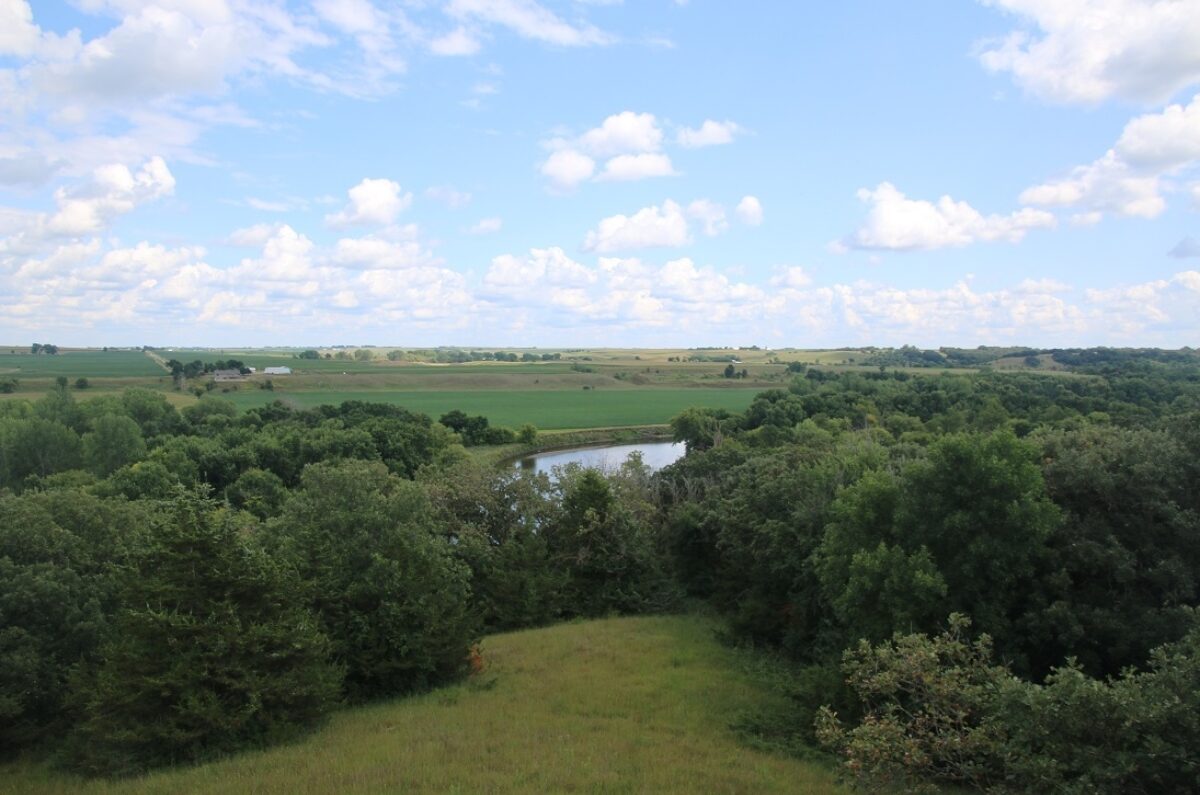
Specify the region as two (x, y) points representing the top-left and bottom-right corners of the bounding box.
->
(515, 441), (685, 477)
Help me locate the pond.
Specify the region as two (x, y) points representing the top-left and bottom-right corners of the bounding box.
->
(514, 440), (686, 476)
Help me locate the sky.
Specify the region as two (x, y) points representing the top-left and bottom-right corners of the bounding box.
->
(1, 0), (1199, 348)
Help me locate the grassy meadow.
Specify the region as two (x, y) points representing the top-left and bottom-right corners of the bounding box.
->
(0, 345), (1059, 430)
(0, 350), (164, 378)
(3, 615), (845, 794)
(221, 387), (762, 429)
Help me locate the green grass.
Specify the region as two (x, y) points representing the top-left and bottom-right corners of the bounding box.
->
(219, 387), (763, 429)
(4, 615), (844, 794)
(0, 351), (163, 378)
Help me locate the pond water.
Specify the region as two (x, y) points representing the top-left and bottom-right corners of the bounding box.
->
(514, 440), (685, 476)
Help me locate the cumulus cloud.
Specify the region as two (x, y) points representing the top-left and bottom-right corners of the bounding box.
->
(978, 0), (1200, 104)
(225, 223), (283, 247)
(331, 236), (437, 270)
(686, 200), (728, 236)
(577, 111), (663, 157)
(469, 217), (503, 234)
(0, 157), (175, 255)
(325, 178), (412, 227)
(540, 149), (596, 192)
(735, 195), (764, 226)
(484, 246), (595, 292)
(583, 200), (691, 253)
(844, 182), (1056, 250)
(1020, 94), (1200, 221)
(596, 153), (678, 181)
(538, 111), (726, 191)
(676, 119), (742, 148)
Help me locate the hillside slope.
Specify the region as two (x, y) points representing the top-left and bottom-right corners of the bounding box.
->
(5, 615), (845, 794)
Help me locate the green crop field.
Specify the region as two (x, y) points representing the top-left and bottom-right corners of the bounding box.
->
(2, 615), (844, 794)
(219, 387), (763, 429)
(0, 350), (164, 378)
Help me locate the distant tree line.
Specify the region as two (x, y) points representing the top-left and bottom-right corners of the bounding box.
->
(165, 359), (252, 379)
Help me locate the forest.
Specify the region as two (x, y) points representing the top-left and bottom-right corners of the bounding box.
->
(1, 356), (1198, 792)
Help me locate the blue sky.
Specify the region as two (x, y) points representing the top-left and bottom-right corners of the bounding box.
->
(1, 0), (1198, 347)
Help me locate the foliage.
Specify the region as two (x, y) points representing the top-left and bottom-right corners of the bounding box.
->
(269, 460), (476, 700)
(65, 493), (341, 777)
(817, 615), (1200, 794)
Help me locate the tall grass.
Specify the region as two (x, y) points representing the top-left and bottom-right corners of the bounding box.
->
(4, 615), (845, 794)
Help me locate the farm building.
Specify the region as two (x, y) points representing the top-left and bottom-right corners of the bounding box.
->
(263, 366), (292, 375)
(212, 369), (245, 382)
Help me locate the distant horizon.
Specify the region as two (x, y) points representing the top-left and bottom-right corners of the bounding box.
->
(5, 342), (1196, 353)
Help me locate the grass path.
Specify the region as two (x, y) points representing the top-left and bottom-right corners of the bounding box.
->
(4, 615), (845, 794)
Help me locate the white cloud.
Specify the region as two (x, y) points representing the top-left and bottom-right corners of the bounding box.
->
(676, 119), (742, 148)
(735, 195), (764, 226)
(1020, 151), (1166, 219)
(978, 0), (1200, 103)
(446, 0), (613, 47)
(583, 200), (691, 253)
(1115, 93), (1200, 169)
(0, 0), (40, 58)
(469, 217), (503, 234)
(596, 152), (677, 181)
(331, 236), (436, 270)
(1019, 96), (1200, 222)
(539, 111), (675, 190)
(485, 246), (595, 291)
(770, 266), (812, 289)
(685, 199), (728, 236)
(845, 182), (1056, 250)
(578, 111), (663, 157)
(225, 223), (282, 247)
(540, 149), (595, 192)
(325, 178), (412, 227)
(0, 157), (174, 253)
(430, 26), (482, 55)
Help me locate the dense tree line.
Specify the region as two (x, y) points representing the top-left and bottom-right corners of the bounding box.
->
(1, 356), (1198, 788)
(658, 363), (1200, 791)
(0, 388), (675, 775)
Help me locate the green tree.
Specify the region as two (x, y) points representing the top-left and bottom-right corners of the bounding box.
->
(66, 494), (341, 777)
(226, 467), (287, 519)
(82, 415), (147, 477)
(271, 461), (475, 700)
(0, 418), (82, 487)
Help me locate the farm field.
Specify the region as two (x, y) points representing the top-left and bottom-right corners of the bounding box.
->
(3, 615), (845, 795)
(0, 350), (164, 378)
(221, 386), (763, 429)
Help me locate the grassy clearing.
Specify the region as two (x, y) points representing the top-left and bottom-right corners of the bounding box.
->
(4, 615), (845, 794)
(219, 387), (763, 429)
(0, 351), (163, 378)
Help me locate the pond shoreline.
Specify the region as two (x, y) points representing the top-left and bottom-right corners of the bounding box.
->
(477, 425), (675, 468)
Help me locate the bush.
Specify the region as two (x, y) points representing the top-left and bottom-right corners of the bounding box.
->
(817, 614), (1200, 794)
